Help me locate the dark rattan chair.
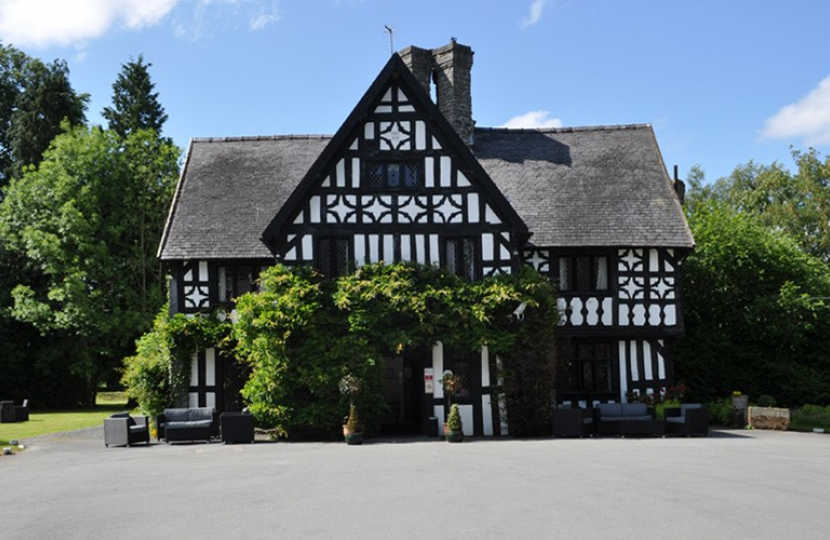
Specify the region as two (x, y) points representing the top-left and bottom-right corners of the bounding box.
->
(665, 404), (709, 437)
(551, 407), (594, 438)
(15, 399), (29, 422)
(1, 401), (16, 423)
(104, 412), (150, 447)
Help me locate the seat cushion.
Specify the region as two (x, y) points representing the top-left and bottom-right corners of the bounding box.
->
(597, 403), (623, 418)
(163, 408), (191, 422)
(680, 404), (702, 417)
(621, 403), (648, 417)
(167, 420), (213, 429)
(186, 408), (214, 422)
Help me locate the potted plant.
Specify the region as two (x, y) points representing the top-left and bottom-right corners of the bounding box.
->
(442, 372), (461, 409)
(445, 403), (464, 443)
(339, 374), (364, 445)
(731, 390), (748, 410)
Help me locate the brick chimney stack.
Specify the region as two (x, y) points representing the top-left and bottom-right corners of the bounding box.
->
(398, 45), (432, 95)
(400, 41), (476, 146)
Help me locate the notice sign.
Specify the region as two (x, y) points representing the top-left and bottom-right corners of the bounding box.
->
(424, 368), (434, 394)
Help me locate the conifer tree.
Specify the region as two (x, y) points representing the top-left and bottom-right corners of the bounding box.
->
(7, 58), (87, 180)
(102, 55), (168, 138)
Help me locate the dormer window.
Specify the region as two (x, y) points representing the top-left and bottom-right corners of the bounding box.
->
(365, 160), (421, 189)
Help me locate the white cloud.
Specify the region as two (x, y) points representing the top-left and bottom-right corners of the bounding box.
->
(521, 0), (549, 28)
(761, 74), (830, 146)
(501, 110), (563, 129)
(0, 0), (177, 47)
(174, 0), (281, 41)
(250, 11), (280, 32)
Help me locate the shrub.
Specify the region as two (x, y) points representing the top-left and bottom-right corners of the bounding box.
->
(790, 405), (830, 432)
(756, 395), (777, 408)
(705, 398), (732, 426)
(447, 403), (463, 432)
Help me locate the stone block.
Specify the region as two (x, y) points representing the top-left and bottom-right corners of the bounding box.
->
(747, 406), (790, 431)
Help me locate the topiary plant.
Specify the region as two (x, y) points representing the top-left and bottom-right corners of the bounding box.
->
(447, 403), (463, 432)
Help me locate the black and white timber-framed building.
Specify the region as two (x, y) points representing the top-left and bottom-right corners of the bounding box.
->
(158, 41), (694, 437)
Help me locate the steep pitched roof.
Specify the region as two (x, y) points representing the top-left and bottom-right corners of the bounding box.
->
(261, 52), (529, 244)
(475, 125), (694, 249)
(158, 135), (331, 260)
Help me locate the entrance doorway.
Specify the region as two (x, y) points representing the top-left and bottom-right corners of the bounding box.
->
(381, 350), (425, 435)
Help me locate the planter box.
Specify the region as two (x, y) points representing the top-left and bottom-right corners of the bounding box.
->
(747, 406), (790, 431)
(732, 395), (749, 409)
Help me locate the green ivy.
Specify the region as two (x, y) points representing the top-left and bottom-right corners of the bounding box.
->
(233, 262), (560, 438)
(122, 309), (232, 423)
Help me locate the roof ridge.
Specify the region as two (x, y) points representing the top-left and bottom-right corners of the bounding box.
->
(192, 134), (334, 143)
(476, 123), (651, 134)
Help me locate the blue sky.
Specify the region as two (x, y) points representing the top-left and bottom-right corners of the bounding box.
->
(1, 0), (829, 182)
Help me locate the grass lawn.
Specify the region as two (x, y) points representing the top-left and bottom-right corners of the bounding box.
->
(0, 392), (131, 447)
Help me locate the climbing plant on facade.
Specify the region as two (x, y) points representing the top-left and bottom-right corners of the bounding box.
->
(122, 310), (232, 421)
(232, 262), (560, 438)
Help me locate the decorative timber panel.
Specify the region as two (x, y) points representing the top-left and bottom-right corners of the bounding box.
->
(525, 247), (682, 330)
(279, 82), (516, 278)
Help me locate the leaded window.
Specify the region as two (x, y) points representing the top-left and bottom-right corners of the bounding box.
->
(556, 255), (609, 292)
(561, 341), (613, 394)
(318, 237), (351, 279)
(218, 265), (255, 303)
(445, 237), (476, 280)
(365, 161), (420, 189)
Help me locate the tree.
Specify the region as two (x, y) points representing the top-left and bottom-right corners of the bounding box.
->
(0, 44), (36, 186)
(6, 57), (88, 180)
(0, 125), (179, 405)
(102, 55), (168, 138)
(676, 201), (830, 406)
(690, 150), (830, 262)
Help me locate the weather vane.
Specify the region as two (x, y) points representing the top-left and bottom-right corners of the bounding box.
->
(384, 25), (394, 55)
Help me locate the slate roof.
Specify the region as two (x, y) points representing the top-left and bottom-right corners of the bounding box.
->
(158, 135), (331, 260)
(475, 124), (694, 249)
(158, 124), (693, 261)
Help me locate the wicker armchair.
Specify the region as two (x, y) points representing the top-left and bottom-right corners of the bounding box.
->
(15, 399), (29, 422)
(104, 412), (150, 447)
(665, 404), (709, 437)
(551, 406), (594, 438)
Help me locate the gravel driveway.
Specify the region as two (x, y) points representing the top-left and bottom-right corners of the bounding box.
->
(2, 427), (829, 539)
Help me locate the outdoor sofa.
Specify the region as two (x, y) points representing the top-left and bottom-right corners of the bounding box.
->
(665, 404), (709, 437)
(595, 403), (664, 437)
(104, 412), (150, 447)
(157, 407), (219, 443)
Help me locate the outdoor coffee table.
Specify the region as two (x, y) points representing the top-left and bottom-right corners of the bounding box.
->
(619, 419), (664, 437)
(221, 412), (255, 444)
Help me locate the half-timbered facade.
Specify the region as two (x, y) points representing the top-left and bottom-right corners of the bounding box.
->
(158, 41), (694, 436)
